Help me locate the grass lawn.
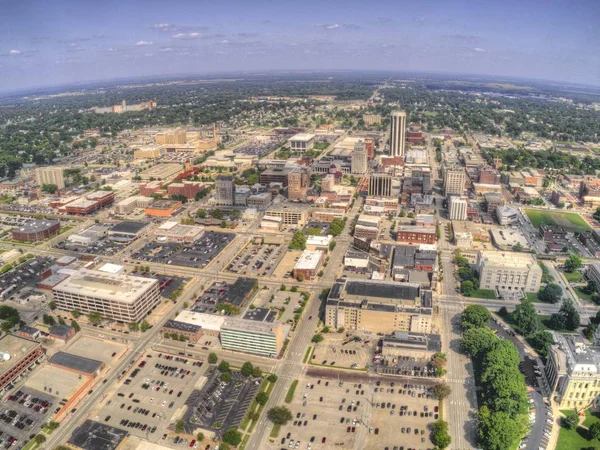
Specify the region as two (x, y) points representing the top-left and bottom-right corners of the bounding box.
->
(469, 289), (497, 299)
(269, 424), (281, 439)
(284, 380), (298, 404)
(557, 409), (600, 450)
(574, 287), (595, 302)
(584, 409), (600, 428)
(526, 292), (542, 303)
(525, 209), (592, 233)
(564, 271), (584, 283)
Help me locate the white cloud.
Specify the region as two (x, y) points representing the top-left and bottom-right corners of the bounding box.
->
(316, 23), (361, 30)
(9, 49), (21, 55)
(173, 32), (202, 39)
(221, 39), (229, 44)
(154, 23), (172, 31)
(158, 47), (174, 52)
(135, 40), (153, 46)
(474, 47), (486, 52)
(326, 24), (340, 30)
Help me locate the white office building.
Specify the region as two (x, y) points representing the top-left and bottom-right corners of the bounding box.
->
(351, 140), (368, 175)
(390, 111), (406, 158)
(449, 196), (468, 221)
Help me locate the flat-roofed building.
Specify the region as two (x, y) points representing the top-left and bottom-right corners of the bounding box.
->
(369, 173), (393, 197)
(496, 205), (520, 225)
(260, 215), (282, 231)
(107, 221), (148, 242)
(489, 229), (530, 251)
(396, 226), (437, 245)
(154, 221), (204, 243)
(455, 232), (473, 249)
(52, 269), (160, 322)
(12, 219), (60, 242)
(220, 318), (286, 357)
(167, 181), (205, 200)
(215, 175), (235, 206)
(145, 199), (182, 217)
(163, 320), (203, 343)
(287, 167), (310, 201)
(442, 164), (466, 196)
(381, 332), (442, 361)
(115, 196), (154, 215)
(155, 128), (187, 145)
(247, 192), (272, 210)
(171, 311), (225, 336)
(67, 224), (109, 246)
(363, 114), (382, 125)
(325, 278), (432, 334)
(293, 250), (324, 280)
(477, 251), (541, 293)
(35, 166), (65, 189)
(354, 214), (381, 241)
(0, 334), (45, 391)
(265, 204), (309, 226)
(133, 146), (162, 160)
(260, 167), (293, 186)
(139, 163), (183, 181)
(449, 196), (468, 221)
(305, 235), (333, 252)
(288, 133), (315, 153)
(66, 191), (115, 215)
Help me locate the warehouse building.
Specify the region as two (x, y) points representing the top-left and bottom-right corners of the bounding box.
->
(0, 334), (45, 391)
(52, 269), (160, 323)
(11, 219), (60, 243)
(107, 221), (149, 243)
(139, 163), (183, 181)
(48, 352), (104, 377)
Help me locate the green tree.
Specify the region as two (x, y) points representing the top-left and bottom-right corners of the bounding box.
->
(454, 252), (470, 267)
(241, 362), (254, 377)
(457, 267), (476, 281)
(529, 331), (554, 358)
(477, 406), (523, 450)
(588, 421), (600, 440)
(222, 429), (242, 446)
(140, 320), (150, 332)
(218, 361), (230, 373)
(128, 322), (140, 332)
(33, 434), (46, 445)
(70, 320), (80, 332)
(549, 312), (567, 330)
(328, 218), (345, 236)
(252, 366), (262, 378)
(560, 299), (580, 331)
(48, 300), (57, 310)
(562, 412), (578, 430)
(512, 299), (538, 335)
(267, 406), (293, 425)
(256, 392), (269, 406)
(289, 230), (307, 250)
(432, 383), (452, 400)
(538, 283), (563, 304)
(43, 314), (56, 326)
(71, 309), (81, 318)
(564, 254), (583, 273)
(211, 208), (224, 219)
(461, 328), (498, 356)
(42, 183), (58, 194)
(175, 419), (185, 433)
(88, 312), (103, 325)
(267, 373), (278, 383)
(296, 273), (305, 282)
(196, 432), (205, 442)
(196, 209), (207, 218)
(461, 304), (491, 330)
(208, 353), (218, 364)
(221, 372), (232, 383)
(460, 280), (475, 296)
(512, 243), (524, 252)
(431, 420), (451, 449)
(311, 334), (324, 343)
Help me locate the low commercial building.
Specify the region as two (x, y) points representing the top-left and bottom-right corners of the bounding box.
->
(162, 320), (203, 343)
(354, 214), (381, 241)
(546, 333), (600, 409)
(66, 191), (115, 215)
(325, 278), (433, 334)
(155, 221), (204, 243)
(311, 208), (344, 223)
(455, 232), (473, 249)
(139, 163), (183, 181)
(396, 226), (437, 245)
(260, 215), (282, 232)
(52, 269), (161, 323)
(97, 263), (125, 275)
(220, 317), (286, 357)
(489, 229), (530, 251)
(145, 199), (183, 217)
(107, 221), (148, 243)
(115, 196), (154, 215)
(496, 205), (520, 226)
(381, 332), (442, 361)
(67, 224), (109, 246)
(11, 219), (60, 242)
(293, 250), (324, 280)
(344, 249), (370, 269)
(477, 251), (542, 294)
(171, 311), (225, 336)
(68, 420), (129, 450)
(0, 334), (45, 391)
(305, 235), (333, 252)
(49, 324), (76, 343)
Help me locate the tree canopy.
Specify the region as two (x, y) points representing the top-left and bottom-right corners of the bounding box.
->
(461, 304), (491, 330)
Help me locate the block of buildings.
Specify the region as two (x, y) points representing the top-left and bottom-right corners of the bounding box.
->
(167, 181), (205, 200)
(139, 181), (164, 196)
(0, 334), (45, 391)
(115, 196), (154, 215)
(396, 225), (437, 245)
(483, 192), (505, 214)
(66, 191), (115, 215)
(11, 219), (60, 242)
(476, 251), (541, 294)
(265, 204), (309, 226)
(293, 250), (324, 280)
(325, 278), (432, 334)
(52, 269), (160, 322)
(145, 199), (182, 217)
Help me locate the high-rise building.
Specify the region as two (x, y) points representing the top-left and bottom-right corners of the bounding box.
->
(364, 138), (375, 159)
(215, 175), (235, 206)
(35, 167), (65, 189)
(368, 173), (393, 197)
(390, 111), (407, 158)
(442, 165), (466, 197)
(351, 140), (368, 175)
(448, 196), (468, 221)
(287, 168), (310, 201)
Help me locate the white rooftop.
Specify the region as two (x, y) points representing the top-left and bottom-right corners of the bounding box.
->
(174, 311), (226, 332)
(289, 133), (315, 142)
(306, 235), (332, 246)
(97, 263), (124, 274)
(294, 250), (324, 271)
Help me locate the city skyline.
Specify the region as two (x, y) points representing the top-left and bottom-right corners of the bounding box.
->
(1, 0), (599, 91)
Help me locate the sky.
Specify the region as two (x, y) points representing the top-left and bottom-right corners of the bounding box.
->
(1, 0), (599, 91)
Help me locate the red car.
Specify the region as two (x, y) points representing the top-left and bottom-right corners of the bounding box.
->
(322, 437), (327, 443)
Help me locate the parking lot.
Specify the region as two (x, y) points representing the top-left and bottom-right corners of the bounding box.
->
(226, 239), (285, 277)
(303, 222), (331, 236)
(268, 373), (438, 450)
(132, 232), (235, 268)
(57, 235), (124, 256)
(129, 271), (188, 300)
(252, 288), (302, 325)
(0, 257), (53, 301)
(182, 369), (261, 438)
(310, 333), (375, 370)
(97, 352), (207, 442)
(191, 278), (257, 314)
(0, 387), (56, 448)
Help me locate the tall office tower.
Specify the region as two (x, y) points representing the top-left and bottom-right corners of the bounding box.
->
(442, 165), (467, 197)
(35, 166), (65, 189)
(368, 173), (393, 197)
(287, 168), (310, 201)
(448, 196), (468, 221)
(351, 140), (368, 175)
(389, 111), (407, 158)
(215, 175), (235, 206)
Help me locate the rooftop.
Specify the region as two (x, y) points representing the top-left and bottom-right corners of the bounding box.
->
(294, 250), (324, 270)
(343, 278), (421, 302)
(243, 307), (276, 323)
(49, 324), (74, 337)
(289, 133), (315, 142)
(13, 219), (60, 234)
(147, 200), (181, 210)
(164, 320), (202, 333)
(222, 317), (282, 335)
(0, 335), (40, 373)
(49, 351), (103, 374)
(173, 311), (226, 331)
(68, 420), (129, 450)
(108, 221), (148, 235)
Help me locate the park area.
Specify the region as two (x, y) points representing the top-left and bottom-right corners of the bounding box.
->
(524, 209), (591, 233)
(557, 409), (600, 450)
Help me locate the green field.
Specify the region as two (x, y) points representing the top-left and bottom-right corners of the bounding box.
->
(470, 289), (497, 299)
(574, 287), (595, 302)
(564, 271), (584, 283)
(525, 209), (592, 233)
(557, 409), (600, 450)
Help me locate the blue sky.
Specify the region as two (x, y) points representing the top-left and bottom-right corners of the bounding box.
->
(1, 0), (599, 91)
